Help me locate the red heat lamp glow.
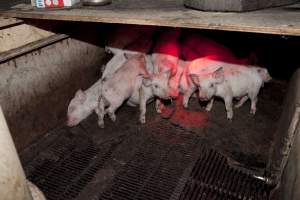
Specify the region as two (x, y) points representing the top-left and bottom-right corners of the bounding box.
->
(154, 43), (180, 57)
(181, 34), (254, 65)
(153, 29), (181, 57)
(161, 95), (209, 130)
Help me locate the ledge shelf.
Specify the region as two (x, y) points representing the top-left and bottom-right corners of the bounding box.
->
(0, 0), (300, 36)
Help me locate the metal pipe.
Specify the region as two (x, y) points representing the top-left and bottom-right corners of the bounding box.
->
(0, 106), (33, 200)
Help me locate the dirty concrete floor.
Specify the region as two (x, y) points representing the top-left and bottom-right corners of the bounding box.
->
(20, 81), (285, 200)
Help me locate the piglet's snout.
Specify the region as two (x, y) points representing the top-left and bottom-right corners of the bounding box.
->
(66, 117), (79, 127)
(200, 97), (209, 101)
(199, 92), (209, 101)
(265, 75), (272, 82)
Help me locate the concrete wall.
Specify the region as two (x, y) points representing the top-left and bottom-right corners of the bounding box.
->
(280, 126), (300, 200)
(0, 37), (105, 151)
(270, 68), (300, 199)
(0, 23), (54, 53)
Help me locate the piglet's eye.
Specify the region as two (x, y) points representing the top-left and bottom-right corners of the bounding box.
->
(210, 84), (214, 88)
(154, 84), (158, 88)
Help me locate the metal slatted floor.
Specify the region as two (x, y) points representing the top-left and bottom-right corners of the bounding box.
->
(20, 91), (282, 200)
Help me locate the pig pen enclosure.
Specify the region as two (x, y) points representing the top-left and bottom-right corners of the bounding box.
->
(1, 1), (300, 200)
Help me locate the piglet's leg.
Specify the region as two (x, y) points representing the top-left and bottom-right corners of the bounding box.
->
(107, 106), (117, 122)
(96, 97), (105, 128)
(155, 99), (165, 113)
(234, 96), (249, 108)
(183, 87), (196, 109)
(139, 87), (147, 124)
(249, 89), (259, 115)
(249, 96), (258, 115)
(205, 98), (215, 111)
(224, 96), (233, 120)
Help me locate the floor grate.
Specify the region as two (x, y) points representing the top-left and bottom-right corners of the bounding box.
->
(99, 135), (196, 200)
(22, 113), (274, 200)
(24, 132), (123, 200)
(179, 149), (270, 200)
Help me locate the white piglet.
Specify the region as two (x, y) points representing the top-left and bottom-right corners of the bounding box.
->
(67, 80), (102, 127)
(96, 54), (148, 128)
(67, 49), (154, 127)
(67, 53), (128, 127)
(189, 60), (267, 120)
(232, 66), (272, 109)
(96, 54), (178, 128)
(138, 69), (178, 123)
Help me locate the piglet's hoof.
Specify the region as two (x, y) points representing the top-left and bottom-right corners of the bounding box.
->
(183, 106), (189, 110)
(227, 118), (233, 122)
(183, 102), (189, 109)
(140, 117), (146, 124)
(156, 103), (166, 114)
(108, 113), (116, 122)
(156, 105), (164, 114)
(156, 108), (162, 114)
(250, 109), (256, 115)
(234, 103), (243, 109)
(205, 107), (212, 112)
(98, 121), (105, 128)
(227, 114), (233, 121)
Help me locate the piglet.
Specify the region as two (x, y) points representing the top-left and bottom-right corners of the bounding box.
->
(96, 54), (149, 128)
(250, 66), (272, 83)
(180, 57), (213, 109)
(152, 28), (181, 113)
(97, 54), (178, 127)
(67, 80), (102, 127)
(67, 52), (155, 127)
(138, 69), (179, 123)
(122, 67), (178, 123)
(233, 66), (272, 109)
(188, 58), (267, 120)
(67, 51), (129, 127)
(180, 58), (271, 110)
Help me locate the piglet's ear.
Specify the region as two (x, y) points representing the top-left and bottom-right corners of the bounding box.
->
(189, 74), (200, 86)
(75, 89), (86, 104)
(213, 67), (224, 84)
(142, 76), (152, 87)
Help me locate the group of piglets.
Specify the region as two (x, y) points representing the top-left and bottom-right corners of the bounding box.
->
(67, 27), (272, 128)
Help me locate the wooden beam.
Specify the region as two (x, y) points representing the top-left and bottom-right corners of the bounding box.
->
(0, 34), (68, 63)
(0, 17), (22, 29)
(0, 1), (300, 36)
